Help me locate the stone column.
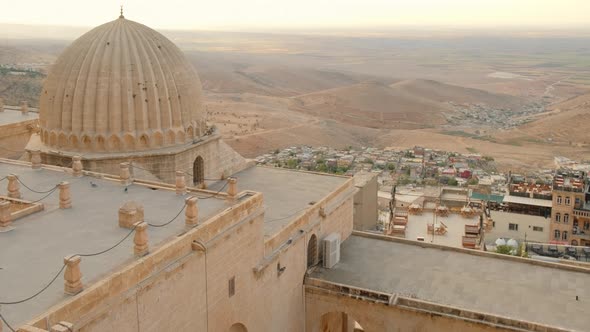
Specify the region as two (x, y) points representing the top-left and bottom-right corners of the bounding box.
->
(7, 174), (21, 199)
(176, 171), (186, 195)
(185, 196), (198, 226)
(133, 221), (148, 257)
(120, 162), (131, 185)
(50, 322), (74, 332)
(59, 181), (72, 209)
(72, 156), (83, 177)
(227, 177), (238, 197)
(0, 97), (4, 112)
(64, 255), (83, 295)
(20, 101), (28, 115)
(0, 200), (12, 229)
(31, 150), (42, 169)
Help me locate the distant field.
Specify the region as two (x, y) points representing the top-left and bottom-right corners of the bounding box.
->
(2, 29), (590, 169)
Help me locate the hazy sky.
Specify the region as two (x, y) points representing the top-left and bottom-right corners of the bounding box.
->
(2, 0), (590, 30)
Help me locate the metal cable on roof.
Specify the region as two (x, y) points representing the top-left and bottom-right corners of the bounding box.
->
(16, 177), (59, 194)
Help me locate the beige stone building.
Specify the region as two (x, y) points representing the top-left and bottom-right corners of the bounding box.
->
(25, 14), (247, 185)
(1, 13), (590, 332)
(0, 103), (38, 159)
(550, 170), (590, 246)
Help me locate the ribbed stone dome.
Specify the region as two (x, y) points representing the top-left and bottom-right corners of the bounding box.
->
(39, 16), (206, 152)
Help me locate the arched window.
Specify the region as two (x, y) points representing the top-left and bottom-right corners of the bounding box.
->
(554, 230), (560, 239)
(229, 323), (247, 332)
(555, 213), (561, 222)
(565, 197), (571, 205)
(193, 156), (204, 185)
(557, 196), (562, 204)
(307, 234), (318, 268)
(564, 214), (569, 224)
(562, 231), (568, 240)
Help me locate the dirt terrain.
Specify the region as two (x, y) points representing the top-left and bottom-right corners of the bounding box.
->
(2, 27), (590, 170)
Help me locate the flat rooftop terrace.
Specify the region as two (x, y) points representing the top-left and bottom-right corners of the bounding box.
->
(0, 109), (38, 126)
(209, 166), (349, 238)
(311, 234), (590, 332)
(0, 161), (236, 326)
(404, 212), (479, 248)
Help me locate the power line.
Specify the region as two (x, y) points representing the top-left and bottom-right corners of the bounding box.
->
(0, 264), (66, 305)
(147, 203), (186, 228)
(28, 186), (59, 204)
(16, 177), (59, 194)
(0, 177), (231, 330)
(265, 206), (310, 223)
(0, 311), (16, 332)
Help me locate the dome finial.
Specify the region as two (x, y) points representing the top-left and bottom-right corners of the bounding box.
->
(119, 5), (124, 19)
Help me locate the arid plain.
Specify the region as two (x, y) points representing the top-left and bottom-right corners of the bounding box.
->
(2, 26), (590, 171)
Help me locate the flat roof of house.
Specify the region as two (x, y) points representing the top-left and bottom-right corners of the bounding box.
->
(0, 109), (38, 126)
(209, 166), (350, 238)
(0, 161), (236, 326)
(503, 195), (553, 208)
(311, 234), (590, 332)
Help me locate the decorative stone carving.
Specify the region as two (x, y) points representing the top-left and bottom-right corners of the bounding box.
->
(21, 100), (28, 115)
(120, 162), (131, 185)
(64, 255), (83, 295)
(176, 171), (187, 195)
(227, 177), (238, 197)
(7, 174), (21, 199)
(185, 196), (198, 226)
(72, 156), (83, 177)
(119, 201), (144, 229)
(30, 150), (42, 169)
(0, 200), (12, 229)
(59, 181), (72, 209)
(133, 221), (149, 257)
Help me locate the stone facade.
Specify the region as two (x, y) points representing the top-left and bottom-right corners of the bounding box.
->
(29, 133), (249, 184)
(22, 176), (355, 332)
(0, 118), (37, 159)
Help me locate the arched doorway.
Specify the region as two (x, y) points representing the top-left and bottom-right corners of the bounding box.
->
(320, 312), (364, 332)
(229, 323), (247, 332)
(307, 234), (318, 268)
(572, 240), (578, 246)
(193, 156), (204, 185)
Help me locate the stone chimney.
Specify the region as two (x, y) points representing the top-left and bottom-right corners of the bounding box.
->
(20, 101), (28, 115)
(64, 255), (83, 295)
(119, 201), (144, 229)
(185, 196), (198, 226)
(176, 171), (187, 195)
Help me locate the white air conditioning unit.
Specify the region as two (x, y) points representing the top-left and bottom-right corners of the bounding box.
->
(323, 233), (341, 268)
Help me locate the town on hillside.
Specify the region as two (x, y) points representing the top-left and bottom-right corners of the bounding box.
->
(258, 145), (590, 261)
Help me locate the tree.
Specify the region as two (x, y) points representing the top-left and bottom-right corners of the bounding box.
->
(467, 178), (479, 185)
(448, 178), (458, 186)
(387, 163), (396, 171)
(495, 245), (514, 255)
